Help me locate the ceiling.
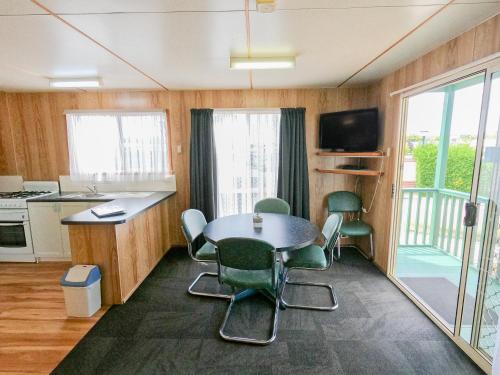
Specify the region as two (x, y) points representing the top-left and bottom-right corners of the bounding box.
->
(0, 0), (499, 91)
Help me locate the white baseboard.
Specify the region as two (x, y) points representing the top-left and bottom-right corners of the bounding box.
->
(0, 254), (36, 262)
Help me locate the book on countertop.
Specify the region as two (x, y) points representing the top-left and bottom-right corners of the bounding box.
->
(91, 205), (126, 218)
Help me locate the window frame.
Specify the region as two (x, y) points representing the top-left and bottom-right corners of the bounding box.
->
(64, 109), (173, 181)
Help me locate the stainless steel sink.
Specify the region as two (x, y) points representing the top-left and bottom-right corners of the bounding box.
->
(104, 192), (153, 198)
(82, 193), (106, 198)
(62, 193), (106, 199)
(62, 192), (153, 199)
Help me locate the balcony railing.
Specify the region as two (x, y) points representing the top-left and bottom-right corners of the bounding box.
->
(399, 188), (489, 268)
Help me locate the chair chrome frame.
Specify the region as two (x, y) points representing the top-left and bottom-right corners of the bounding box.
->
(336, 231), (374, 261)
(280, 217), (341, 311)
(331, 209), (374, 261)
(219, 291), (280, 345)
(181, 225), (232, 300)
(216, 240), (280, 345)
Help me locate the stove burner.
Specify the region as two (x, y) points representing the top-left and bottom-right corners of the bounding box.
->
(0, 191), (52, 199)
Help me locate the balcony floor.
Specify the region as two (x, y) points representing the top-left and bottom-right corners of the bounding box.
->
(396, 245), (475, 293)
(395, 245), (499, 358)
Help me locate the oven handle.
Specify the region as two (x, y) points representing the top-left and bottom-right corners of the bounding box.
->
(0, 222), (26, 226)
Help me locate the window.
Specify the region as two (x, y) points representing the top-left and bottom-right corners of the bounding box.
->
(66, 111), (170, 181)
(213, 109), (280, 217)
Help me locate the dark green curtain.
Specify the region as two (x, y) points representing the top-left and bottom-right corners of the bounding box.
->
(277, 108), (310, 219)
(190, 109), (217, 221)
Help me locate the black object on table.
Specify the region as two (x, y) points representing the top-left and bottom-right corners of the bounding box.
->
(203, 213), (324, 252)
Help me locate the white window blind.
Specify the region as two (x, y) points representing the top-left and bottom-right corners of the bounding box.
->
(213, 109), (280, 217)
(66, 111), (170, 182)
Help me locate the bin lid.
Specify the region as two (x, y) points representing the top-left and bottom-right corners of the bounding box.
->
(60, 265), (101, 287)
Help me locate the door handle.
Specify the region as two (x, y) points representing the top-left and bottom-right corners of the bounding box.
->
(464, 201), (478, 227)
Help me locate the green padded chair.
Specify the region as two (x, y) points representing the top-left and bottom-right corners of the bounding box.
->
(181, 209), (231, 299)
(254, 197), (290, 215)
(281, 213), (342, 311)
(216, 237), (280, 345)
(327, 191), (374, 259)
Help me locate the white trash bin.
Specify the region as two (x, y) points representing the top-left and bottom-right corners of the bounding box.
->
(61, 265), (102, 317)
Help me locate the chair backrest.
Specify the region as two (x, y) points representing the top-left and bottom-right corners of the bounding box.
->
(216, 237), (275, 271)
(327, 191), (362, 213)
(181, 209), (207, 243)
(322, 213), (343, 253)
(254, 197), (290, 215)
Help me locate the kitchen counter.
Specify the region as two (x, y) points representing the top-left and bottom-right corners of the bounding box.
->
(28, 191), (169, 203)
(58, 191), (175, 224)
(61, 190), (176, 305)
(28, 192), (112, 202)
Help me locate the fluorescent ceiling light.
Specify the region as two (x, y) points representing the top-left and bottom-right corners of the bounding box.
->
(49, 78), (101, 88)
(230, 57), (295, 70)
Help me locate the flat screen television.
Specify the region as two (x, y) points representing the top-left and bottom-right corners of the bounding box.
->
(319, 108), (379, 151)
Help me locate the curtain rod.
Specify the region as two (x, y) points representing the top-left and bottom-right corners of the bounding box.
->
(64, 109), (166, 115)
(213, 108), (281, 113)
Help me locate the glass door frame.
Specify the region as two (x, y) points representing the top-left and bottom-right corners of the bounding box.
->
(387, 57), (500, 374)
(469, 65), (500, 361)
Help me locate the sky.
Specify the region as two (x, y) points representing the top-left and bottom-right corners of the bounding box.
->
(406, 80), (486, 139)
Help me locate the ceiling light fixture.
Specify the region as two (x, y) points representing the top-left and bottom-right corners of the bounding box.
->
(230, 56), (295, 70)
(49, 77), (102, 88)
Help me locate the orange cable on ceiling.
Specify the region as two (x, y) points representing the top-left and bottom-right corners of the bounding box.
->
(337, 0), (456, 87)
(244, 0), (254, 89)
(30, 0), (169, 91)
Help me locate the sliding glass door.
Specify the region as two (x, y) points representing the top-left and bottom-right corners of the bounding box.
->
(392, 62), (500, 368)
(465, 70), (500, 359)
(394, 73), (485, 332)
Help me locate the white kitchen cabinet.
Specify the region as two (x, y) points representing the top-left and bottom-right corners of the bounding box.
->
(29, 201), (102, 261)
(29, 202), (65, 260)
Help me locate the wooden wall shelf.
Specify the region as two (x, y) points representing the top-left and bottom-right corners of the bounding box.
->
(316, 168), (384, 177)
(317, 151), (385, 158)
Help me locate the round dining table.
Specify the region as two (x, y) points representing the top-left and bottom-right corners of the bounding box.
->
(203, 213), (324, 251)
(203, 212), (324, 322)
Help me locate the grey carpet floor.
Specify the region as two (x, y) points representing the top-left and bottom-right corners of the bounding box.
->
(52, 247), (484, 375)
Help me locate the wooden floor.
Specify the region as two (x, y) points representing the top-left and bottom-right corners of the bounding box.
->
(0, 262), (108, 375)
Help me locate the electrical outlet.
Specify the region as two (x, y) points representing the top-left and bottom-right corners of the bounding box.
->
(177, 145), (182, 154)
(386, 147), (392, 157)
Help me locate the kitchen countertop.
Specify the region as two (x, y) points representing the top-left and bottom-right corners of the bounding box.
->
(28, 192), (111, 202)
(45, 191), (176, 225)
(28, 191), (147, 202)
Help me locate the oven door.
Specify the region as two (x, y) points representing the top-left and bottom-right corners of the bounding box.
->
(0, 221), (33, 254)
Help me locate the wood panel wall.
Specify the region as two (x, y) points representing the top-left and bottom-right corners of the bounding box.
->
(359, 14), (500, 273)
(1, 14), (497, 270)
(0, 88), (369, 245)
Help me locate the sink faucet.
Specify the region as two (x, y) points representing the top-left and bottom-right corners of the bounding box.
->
(86, 184), (98, 194)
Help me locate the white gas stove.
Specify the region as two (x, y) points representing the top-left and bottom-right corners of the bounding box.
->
(0, 190), (54, 209)
(0, 177), (58, 262)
